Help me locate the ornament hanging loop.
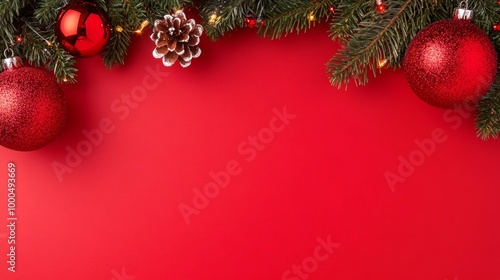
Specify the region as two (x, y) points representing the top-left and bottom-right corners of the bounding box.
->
(454, 0), (473, 20)
(3, 48), (14, 59)
(458, 0), (468, 9)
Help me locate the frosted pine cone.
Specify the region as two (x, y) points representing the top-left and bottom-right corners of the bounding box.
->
(151, 11), (203, 67)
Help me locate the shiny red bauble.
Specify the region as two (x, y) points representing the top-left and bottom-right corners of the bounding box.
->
(55, 1), (111, 57)
(404, 19), (497, 108)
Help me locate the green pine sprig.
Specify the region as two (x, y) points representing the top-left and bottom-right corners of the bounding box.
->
(1, 0), (500, 139)
(258, 0), (335, 39)
(477, 75), (500, 140)
(200, 0), (335, 41)
(326, 0), (447, 88)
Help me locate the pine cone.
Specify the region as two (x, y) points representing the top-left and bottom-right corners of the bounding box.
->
(151, 11), (203, 67)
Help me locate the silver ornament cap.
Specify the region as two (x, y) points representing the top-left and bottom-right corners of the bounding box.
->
(453, 7), (473, 20)
(2, 48), (23, 71)
(2, 56), (23, 71)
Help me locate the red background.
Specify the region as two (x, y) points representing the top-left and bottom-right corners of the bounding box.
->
(1, 23), (500, 280)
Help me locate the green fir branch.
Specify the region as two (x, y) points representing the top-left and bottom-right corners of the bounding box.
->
(101, 0), (146, 68)
(476, 77), (500, 140)
(0, 0), (27, 53)
(328, 0), (371, 43)
(468, 0), (499, 33)
(200, 0), (247, 41)
(466, 0), (500, 139)
(258, 0), (335, 39)
(102, 31), (132, 68)
(34, 0), (61, 26)
(19, 23), (51, 67)
(143, 0), (193, 22)
(476, 30), (500, 139)
(20, 20), (77, 83)
(201, 0), (334, 41)
(45, 42), (78, 83)
(327, 0), (442, 88)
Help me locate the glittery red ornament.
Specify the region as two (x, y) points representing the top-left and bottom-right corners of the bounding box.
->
(0, 57), (67, 151)
(403, 13), (497, 108)
(55, 0), (111, 57)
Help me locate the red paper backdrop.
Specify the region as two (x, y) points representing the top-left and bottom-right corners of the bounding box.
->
(1, 23), (500, 280)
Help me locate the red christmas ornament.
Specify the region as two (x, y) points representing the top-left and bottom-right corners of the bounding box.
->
(0, 56), (67, 151)
(403, 8), (497, 108)
(244, 14), (257, 28)
(55, 0), (111, 57)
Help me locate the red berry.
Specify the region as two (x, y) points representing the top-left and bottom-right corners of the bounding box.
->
(376, 4), (386, 13)
(244, 15), (256, 28)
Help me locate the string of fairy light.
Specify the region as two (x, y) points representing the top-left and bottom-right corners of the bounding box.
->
(16, 20), (151, 43)
(13, 19), (150, 82)
(207, 3), (338, 26)
(10, 0), (392, 83)
(205, 0), (385, 36)
(115, 20), (150, 34)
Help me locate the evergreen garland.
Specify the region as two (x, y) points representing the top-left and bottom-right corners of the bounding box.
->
(0, 0), (500, 139)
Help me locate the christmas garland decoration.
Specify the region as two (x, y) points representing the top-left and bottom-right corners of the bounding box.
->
(1, 0), (500, 151)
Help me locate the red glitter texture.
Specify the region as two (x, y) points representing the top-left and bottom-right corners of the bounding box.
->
(0, 66), (67, 151)
(404, 19), (498, 108)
